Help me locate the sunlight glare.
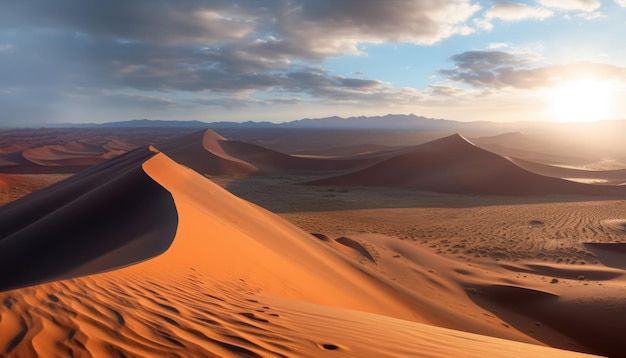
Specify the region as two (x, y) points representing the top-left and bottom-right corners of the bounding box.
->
(549, 79), (613, 123)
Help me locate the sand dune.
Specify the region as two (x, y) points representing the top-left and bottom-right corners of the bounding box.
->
(3, 129), (625, 356)
(156, 130), (258, 177)
(584, 242), (626, 270)
(311, 133), (626, 196)
(0, 127), (198, 175)
(0, 147), (178, 291)
(0, 148), (599, 357)
(0, 144), (26, 154)
(219, 138), (378, 175)
(157, 128), (382, 177)
(22, 141), (113, 166)
(509, 156), (626, 185)
(104, 138), (140, 151)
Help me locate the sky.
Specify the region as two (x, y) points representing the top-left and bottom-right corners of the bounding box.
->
(1, 0), (626, 126)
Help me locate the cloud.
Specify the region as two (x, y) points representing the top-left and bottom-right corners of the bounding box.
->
(441, 50), (626, 89)
(0, 0), (483, 118)
(617, 0), (626, 8)
(0, 1), (257, 45)
(538, 0), (601, 12)
(96, 93), (176, 108)
(425, 85), (482, 99)
(273, 0), (481, 56)
(0, 1), (481, 59)
(487, 2), (553, 21)
(488, 42), (509, 49)
(476, 2), (553, 31)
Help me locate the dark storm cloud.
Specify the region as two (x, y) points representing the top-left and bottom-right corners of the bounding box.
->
(441, 50), (626, 89)
(0, 0), (257, 44)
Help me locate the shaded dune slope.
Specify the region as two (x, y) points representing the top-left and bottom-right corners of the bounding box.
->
(0, 147), (178, 292)
(311, 134), (626, 196)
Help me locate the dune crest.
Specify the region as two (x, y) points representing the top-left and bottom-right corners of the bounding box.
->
(156, 130), (258, 177)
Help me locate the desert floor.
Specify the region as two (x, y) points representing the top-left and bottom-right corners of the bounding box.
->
(1, 129), (625, 357)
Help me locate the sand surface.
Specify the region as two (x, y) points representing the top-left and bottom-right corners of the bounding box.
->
(3, 129), (626, 356)
(0, 127), (197, 174)
(0, 150), (603, 357)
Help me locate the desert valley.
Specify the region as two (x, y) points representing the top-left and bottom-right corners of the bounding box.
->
(1, 117), (626, 357)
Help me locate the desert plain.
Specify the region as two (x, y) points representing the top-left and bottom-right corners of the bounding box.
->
(1, 123), (626, 357)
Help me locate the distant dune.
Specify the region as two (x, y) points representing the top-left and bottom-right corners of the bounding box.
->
(157, 129), (382, 177)
(311, 134), (626, 196)
(156, 129), (258, 177)
(0, 128), (197, 174)
(508, 157), (626, 185)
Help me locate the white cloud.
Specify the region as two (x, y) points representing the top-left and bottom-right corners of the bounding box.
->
(538, 0), (601, 12)
(487, 3), (553, 21)
(571, 11), (604, 19)
(277, 0), (483, 57)
(488, 42), (509, 49)
(616, 0), (626, 7)
(440, 50), (626, 90)
(477, 2), (552, 31)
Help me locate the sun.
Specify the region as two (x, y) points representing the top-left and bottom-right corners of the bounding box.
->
(549, 79), (613, 123)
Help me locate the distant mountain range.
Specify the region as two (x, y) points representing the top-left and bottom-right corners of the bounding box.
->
(14, 115), (626, 142)
(44, 114), (479, 131)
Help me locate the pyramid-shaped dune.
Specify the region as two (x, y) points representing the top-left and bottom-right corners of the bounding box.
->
(311, 134), (626, 196)
(154, 129), (258, 177)
(0, 145), (594, 357)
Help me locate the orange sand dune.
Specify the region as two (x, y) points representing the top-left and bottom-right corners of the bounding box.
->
(156, 130), (258, 177)
(0, 144), (26, 154)
(22, 141), (111, 166)
(158, 129), (382, 177)
(0, 149), (598, 357)
(0, 128), (200, 175)
(0, 141), (131, 174)
(312, 134), (626, 196)
(104, 138), (140, 151)
(140, 153), (486, 329)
